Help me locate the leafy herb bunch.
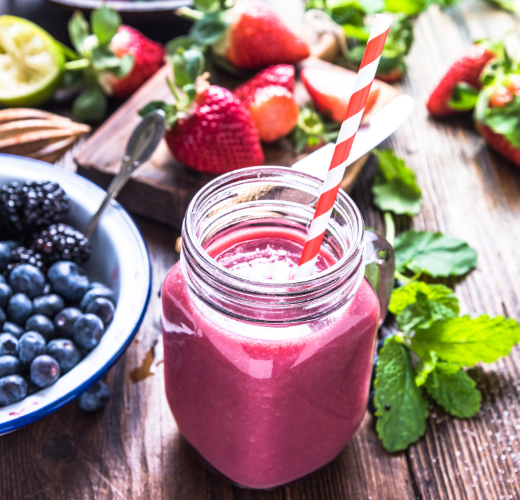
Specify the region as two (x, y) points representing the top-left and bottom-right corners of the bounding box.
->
(369, 149), (520, 452)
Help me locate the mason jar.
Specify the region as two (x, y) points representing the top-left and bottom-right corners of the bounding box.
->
(162, 166), (394, 489)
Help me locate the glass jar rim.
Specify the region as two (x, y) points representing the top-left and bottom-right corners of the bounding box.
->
(182, 166), (365, 292)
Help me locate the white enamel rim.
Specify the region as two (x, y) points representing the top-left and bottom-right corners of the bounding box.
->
(0, 154), (151, 434)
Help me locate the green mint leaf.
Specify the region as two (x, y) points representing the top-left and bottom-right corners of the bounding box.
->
(448, 83), (479, 111)
(374, 338), (429, 452)
(415, 350), (438, 386)
(411, 315), (520, 367)
(190, 11), (228, 46)
(91, 5), (121, 46)
(371, 149), (423, 217)
(72, 83), (107, 121)
(394, 230), (477, 277)
(68, 11), (90, 55)
(425, 363), (481, 418)
(390, 282), (459, 332)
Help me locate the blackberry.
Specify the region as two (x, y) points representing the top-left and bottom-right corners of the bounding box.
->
(0, 181), (71, 237)
(6, 247), (46, 275)
(32, 224), (90, 266)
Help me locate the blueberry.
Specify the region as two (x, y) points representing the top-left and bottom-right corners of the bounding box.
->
(0, 333), (18, 355)
(367, 390), (377, 418)
(43, 283), (51, 295)
(85, 298), (114, 326)
(79, 285), (114, 311)
(0, 355), (25, 377)
(30, 355), (60, 388)
(0, 242), (10, 271)
(25, 377), (39, 395)
(54, 307), (82, 339)
(0, 306), (4, 329)
(7, 293), (33, 325)
(0, 275), (5, 284)
(18, 331), (46, 366)
(77, 380), (110, 412)
(25, 314), (55, 342)
(9, 264), (46, 298)
(73, 314), (104, 351)
(2, 322), (24, 339)
(46, 339), (82, 374)
(47, 261), (89, 303)
(33, 294), (65, 319)
(0, 283), (12, 309)
(0, 375), (27, 406)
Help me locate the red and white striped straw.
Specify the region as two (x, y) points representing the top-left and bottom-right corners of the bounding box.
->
(295, 14), (392, 280)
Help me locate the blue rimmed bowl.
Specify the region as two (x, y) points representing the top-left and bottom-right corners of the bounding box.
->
(0, 154), (151, 434)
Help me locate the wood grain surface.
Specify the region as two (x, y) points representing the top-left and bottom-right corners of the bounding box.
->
(1, 0), (520, 499)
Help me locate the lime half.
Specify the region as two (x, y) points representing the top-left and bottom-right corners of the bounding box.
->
(0, 16), (65, 107)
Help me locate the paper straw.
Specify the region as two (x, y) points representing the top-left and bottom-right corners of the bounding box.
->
(295, 14), (392, 280)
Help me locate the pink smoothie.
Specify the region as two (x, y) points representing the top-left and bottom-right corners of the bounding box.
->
(162, 227), (380, 489)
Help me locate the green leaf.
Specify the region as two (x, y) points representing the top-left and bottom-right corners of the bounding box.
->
(486, 0), (520, 12)
(166, 36), (197, 57)
(448, 83), (479, 111)
(411, 315), (520, 367)
(385, 0), (429, 15)
(193, 0), (219, 12)
(68, 10), (90, 55)
(371, 149), (423, 217)
(374, 338), (429, 452)
(138, 102), (177, 128)
(390, 282), (460, 332)
(190, 11), (228, 46)
(91, 46), (133, 77)
(415, 350), (438, 386)
(173, 49), (205, 87)
(425, 363), (481, 418)
(479, 94), (520, 148)
(72, 83), (107, 121)
(91, 5), (121, 46)
(394, 230), (478, 277)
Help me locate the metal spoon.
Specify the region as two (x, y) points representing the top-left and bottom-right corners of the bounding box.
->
(83, 110), (166, 239)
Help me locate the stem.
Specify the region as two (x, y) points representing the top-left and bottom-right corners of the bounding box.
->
(394, 271), (412, 284)
(175, 7), (204, 21)
(384, 212), (395, 247)
(65, 58), (90, 70)
(166, 76), (182, 103)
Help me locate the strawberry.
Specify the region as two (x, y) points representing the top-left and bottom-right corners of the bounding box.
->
(234, 65), (298, 142)
(477, 123), (520, 167)
(66, 6), (165, 121)
(108, 26), (165, 99)
(140, 48), (263, 174)
(177, 0), (309, 71)
(488, 86), (513, 108)
(300, 61), (380, 123)
(234, 65), (295, 98)
(427, 43), (496, 117)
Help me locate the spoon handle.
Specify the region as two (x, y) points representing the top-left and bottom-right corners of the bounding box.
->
(83, 155), (139, 239)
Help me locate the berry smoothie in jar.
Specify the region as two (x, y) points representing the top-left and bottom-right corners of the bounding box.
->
(162, 167), (394, 489)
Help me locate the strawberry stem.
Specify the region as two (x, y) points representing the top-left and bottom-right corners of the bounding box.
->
(65, 58), (90, 70)
(175, 7), (204, 21)
(166, 76), (183, 103)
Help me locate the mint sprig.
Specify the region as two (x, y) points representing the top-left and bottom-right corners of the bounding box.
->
(368, 147), (520, 452)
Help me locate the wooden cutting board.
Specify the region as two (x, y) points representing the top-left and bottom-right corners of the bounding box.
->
(75, 61), (398, 229)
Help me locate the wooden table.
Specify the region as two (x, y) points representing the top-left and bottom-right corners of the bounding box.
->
(1, 1), (520, 498)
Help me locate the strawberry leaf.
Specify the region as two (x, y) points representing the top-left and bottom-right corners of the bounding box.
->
(73, 83), (107, 121)
(166, 36), (198, 57)
(448, 83), (479, 111)
(190, 11), (228, 46)
(68, 11), (90, 55)
(478, 95), (520, 148)
(91, 5), (121, 46)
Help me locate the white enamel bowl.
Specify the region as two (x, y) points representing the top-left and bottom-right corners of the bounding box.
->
(0, 154), (151, 434)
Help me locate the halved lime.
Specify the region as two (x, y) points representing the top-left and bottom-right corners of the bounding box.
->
(0, 16), (65, 107)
